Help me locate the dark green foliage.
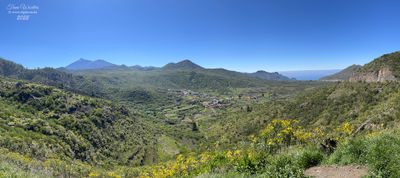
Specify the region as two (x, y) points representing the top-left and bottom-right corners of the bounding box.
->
(326, 138), (368, 165)
(366, 134), (400, 177)
(284, 82), (400, 129)
(235, 152), (268, 174)
(0, 58), (105, 97)
(327, 133), (400, 178)
(263, 153), (305, 178)
(296, 147), (325, 169)
(0, 59), (24, 76)
(0, 78), (157, 167)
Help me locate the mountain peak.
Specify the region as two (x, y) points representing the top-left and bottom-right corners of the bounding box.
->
(78, 58), (90, 62)
(65, 59), (116, 70)
(94, 59), (108, 63)
(248, 70), (293, 81)
(163, 59), (204, 70)
(175, 59), (200, 66)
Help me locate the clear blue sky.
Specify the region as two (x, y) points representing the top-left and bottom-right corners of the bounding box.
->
(1, 0), (399, 72)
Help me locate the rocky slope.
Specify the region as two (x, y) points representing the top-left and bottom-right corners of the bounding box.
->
(348, 51), (400, 82)
(349, 67), (396, 82)
(320, 65), (361, 81)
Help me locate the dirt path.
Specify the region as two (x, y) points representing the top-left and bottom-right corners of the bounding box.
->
(304, 165), (368, 178)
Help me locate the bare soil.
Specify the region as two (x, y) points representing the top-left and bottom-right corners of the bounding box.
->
(304, 165), (368, 178)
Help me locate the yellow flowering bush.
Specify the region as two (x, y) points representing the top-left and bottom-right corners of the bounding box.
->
(257, 119), (326, 152)
(139, 153), (207, 178)
(88, 172), (99, 177)
(335, 122), (353, 140)
(106, 171), (122, 178)
(136, 121), (360, 177)
(138, 148), (263, 177)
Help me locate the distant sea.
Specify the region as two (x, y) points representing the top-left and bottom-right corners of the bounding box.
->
(279, 69), (341, 80)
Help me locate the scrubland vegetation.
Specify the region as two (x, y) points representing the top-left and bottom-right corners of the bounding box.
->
(1, 52), (400, 177)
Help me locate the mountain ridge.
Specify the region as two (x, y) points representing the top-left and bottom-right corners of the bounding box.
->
(349, 51), (400, 82)
(320, 64), (362, 81)
(64, 59), (293, 82)
(65, 58), (117, 70)
(162, 59), (204, 70)
(247, 70), (293, 81)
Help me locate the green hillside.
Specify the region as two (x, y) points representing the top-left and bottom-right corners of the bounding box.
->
(0, 58), (105, 97)
(134, 80), (400, 178)
(0, 77), (159, 166)
(68, 60), (292, 93)
(194, 81), (400, 149)
(2, 51), (400, 177)
(359, 51), (400, 77)
(320, 65), (362, 81)
(71, 67), (267, 91)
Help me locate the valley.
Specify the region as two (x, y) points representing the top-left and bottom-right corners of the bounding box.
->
(1, 51), (400, 177)
(3, 0), (400, 177)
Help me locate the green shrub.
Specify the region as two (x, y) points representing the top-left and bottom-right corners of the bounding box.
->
(366, 134), (400, 178)
(296, 147), (325, 169)
(326, 138), (368, 165)
(264, 153), (305, 178)
(235, 152), (268, 174)
(326, 133), (400, 178)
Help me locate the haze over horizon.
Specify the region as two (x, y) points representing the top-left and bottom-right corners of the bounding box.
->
(1, 0), (400, 72)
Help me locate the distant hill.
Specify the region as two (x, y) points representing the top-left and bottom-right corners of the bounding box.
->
(1, 57), (299, 103)
(64, 59), (292, 83)
(162, 60), (292, 81)
(68, 59), (296, 93)
(279, 69), (341, 80)
(163, 59), (204, 70)
(247, 70), (293, 81)
(0, 58), (103, 96)
(349, 51), (400, 82)
(0, 58), (25, 76)
(163, 60), (292, 80)
(66, 58), (117, 70)
(320, 65), (362, 81)
(0, 58), (75, 87)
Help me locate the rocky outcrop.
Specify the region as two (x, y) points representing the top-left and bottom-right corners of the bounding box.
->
(349, 67), (396, 82)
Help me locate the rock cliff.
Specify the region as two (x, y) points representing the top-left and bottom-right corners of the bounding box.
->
(349, 67), (396, 82)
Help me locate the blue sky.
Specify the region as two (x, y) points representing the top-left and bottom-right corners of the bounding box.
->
(0, 0), (399, 72)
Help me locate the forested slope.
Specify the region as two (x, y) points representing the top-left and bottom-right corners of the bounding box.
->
(0, 77), (158, 168)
